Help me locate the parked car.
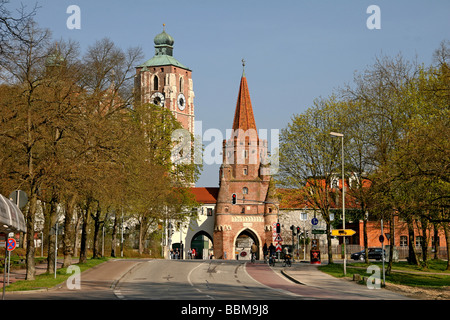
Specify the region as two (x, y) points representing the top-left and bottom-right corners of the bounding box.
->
(351, 248), (385, 261)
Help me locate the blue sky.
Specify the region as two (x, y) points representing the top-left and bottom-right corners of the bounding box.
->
(17, 0), (450, 187)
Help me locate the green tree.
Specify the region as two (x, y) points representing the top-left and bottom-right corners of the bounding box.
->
(278, 97), (343, 263)
(126, 103), (199, 254)
(0, 20), (52, 280)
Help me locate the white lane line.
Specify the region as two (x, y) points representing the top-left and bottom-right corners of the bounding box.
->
(187, 262), (214, 299)
(114, 290), (125, 299)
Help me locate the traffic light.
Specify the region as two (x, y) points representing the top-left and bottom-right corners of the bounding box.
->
(232, 193), (237, 204)
(291, 225), (296, 235)
(296, 226), (300, 235)
(276, 222), (281, 234)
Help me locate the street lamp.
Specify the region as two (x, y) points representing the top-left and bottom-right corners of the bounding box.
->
(330, 131), (346, 275)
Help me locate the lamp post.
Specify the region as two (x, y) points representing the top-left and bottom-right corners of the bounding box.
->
(330, 131), (346, 275)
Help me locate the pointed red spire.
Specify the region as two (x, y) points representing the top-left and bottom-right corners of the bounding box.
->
(232, 74), (257, 132)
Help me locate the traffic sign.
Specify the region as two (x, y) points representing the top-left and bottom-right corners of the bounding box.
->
(274, 234), (283, 242)
(272, 222), (277, 241)
(312, 229), (326, 235)
(6, 238), (16, 251)
(275, 243), (282, 252)
(311, 217), (318, 225)
(331, 229), (356, 236)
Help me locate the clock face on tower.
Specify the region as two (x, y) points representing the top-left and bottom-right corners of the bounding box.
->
(151, 92), (165, 107)
(177, 93), (186, 111)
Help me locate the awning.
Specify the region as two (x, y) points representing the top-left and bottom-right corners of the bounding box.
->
(0, 193), (26, 233)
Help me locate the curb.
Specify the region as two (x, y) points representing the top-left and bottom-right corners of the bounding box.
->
(110, 260), (145, 290)
(280, 269), (305, 285)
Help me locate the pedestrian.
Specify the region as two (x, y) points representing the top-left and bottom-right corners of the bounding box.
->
(251, 242), (258, 261)
(263, 242), (268, 261)
(188, 248), (192, 259)
(191, 248), (196, 259)
(269, 242), (275, 256)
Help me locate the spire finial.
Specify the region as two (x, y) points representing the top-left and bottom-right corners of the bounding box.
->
(241, 58), (246, 76)
(163, 23), (166, 31)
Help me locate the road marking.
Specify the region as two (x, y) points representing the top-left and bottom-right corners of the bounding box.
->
(187, 262), (214, 300)
(114, 290), (125, 299)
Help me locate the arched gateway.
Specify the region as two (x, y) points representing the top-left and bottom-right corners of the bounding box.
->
(190, 230), (213, 259)
(234, 228), (260, 260)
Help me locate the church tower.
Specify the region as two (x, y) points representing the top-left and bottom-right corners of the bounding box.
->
(135, 25), (195, 136)
(213, 64), (278, 260)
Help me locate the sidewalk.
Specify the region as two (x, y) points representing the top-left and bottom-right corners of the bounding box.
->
(278, 262), (415, 299)
(1, 258), (78, 285)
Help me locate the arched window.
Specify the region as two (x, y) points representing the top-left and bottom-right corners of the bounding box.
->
(179, 76), (184, 92)
(153, 75), (159, 90)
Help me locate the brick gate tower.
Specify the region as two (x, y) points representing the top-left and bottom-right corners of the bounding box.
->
(213, 64), (278, 260)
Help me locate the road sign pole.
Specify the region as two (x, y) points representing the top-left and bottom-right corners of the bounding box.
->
(121, 208), (124, 258)
(55, 223), (58, 279)
(303, 226), (306, 260)
(2, 233), (7, 300)
(381, 218), (385, 286)
(7, 250), (10, 285)
(291, 228), (295, 262)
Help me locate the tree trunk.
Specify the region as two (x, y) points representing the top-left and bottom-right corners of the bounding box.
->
(326, 222), (333, 263)
(387, 214), (395, 275)
(73, 213), (82, 257)
(433, 223), (439, 260)
(62, 194), (77, 268)
(138, 222), (144, 255)
(25, 189), (37, 280)
(407, 218), (420, 266)
(92, 205), (102, 259)
(79, 200), (91, 264)
(443, 222), (450, 271)
(111, 211), (118, 257)
(363, 211), (369, 264)
(420, 217), (429, 268)
(46, 198), (58, 274)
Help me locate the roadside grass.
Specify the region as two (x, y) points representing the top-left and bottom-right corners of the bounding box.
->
(4, 257), (108, 292)
(318, 260), (450, 288)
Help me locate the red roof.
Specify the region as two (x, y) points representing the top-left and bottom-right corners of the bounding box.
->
(189, 187), (219, 204)
(232, 75), (257, 132)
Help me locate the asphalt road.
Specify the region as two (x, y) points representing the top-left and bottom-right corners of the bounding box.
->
(114, 259), (300, 300)
(5, 258), (412, 301)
